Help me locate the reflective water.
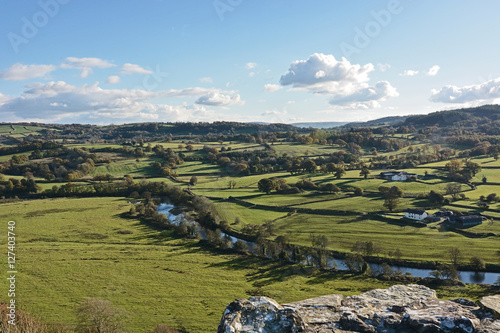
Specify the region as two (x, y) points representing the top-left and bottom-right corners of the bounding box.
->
(158, 203), (499, 285)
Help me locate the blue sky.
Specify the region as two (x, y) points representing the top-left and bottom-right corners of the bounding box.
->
(1, 0), (500, 124)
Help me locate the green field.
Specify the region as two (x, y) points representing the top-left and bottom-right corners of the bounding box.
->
(0, 197), (420, 332)
(270, 212), (500, 264)
(90, 158), (158, 177)
(0, 197), (495, 332)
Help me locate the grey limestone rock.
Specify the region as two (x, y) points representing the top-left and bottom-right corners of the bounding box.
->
(218, 285), (500, 333)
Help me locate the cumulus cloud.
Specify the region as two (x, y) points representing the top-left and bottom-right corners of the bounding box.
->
(0, 93), (10, 106)
(279, 53), (373, 94)
(329, 81), (399, 109)
(264, 84), (282, 92)
(107, 75), (120, 84)
(261, 110), (287, 116)
(400, 70), (419, 77)
(195, 91), (244, 106)
(0, 63), (57, 81)
(426, 65), (440, 76)
(245, 62), (257, 69)
(200, 77), (213, 83)
(249, 72), (255, 77)
(60, 57), (115, 78)
(0, 81), (243, 122)
(430, 77), (500, 103)
(120, 63), (153, 75)
(279, 53), (397, 109)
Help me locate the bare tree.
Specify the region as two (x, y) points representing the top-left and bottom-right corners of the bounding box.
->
(448, 247), (462, 267)
(76, 298), (125, 333)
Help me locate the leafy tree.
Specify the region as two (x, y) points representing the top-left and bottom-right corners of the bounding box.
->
(359, 168), (370, 179)
(189, 175), (198, 186)
(445, 159), (462, 173)
(379, 186), (403, 199)
(45, 173), (56, 181)
(258, 178), (276, 194)
(380, 263), (394, 276)
(334, 165), (346, 179)
(383, 197), (399, 212)
(388, 248), (403, 260)
(319, 183), (340, 193)
(486, 193), (498, 202)
(325, 163), (336, 174)
(469, 256), (486, 271)
(302, 159), (317, 173)
(343, 253), (365, 272)
(311, 234), (329, 250)
(462, 160), (481, 180)
(445, 183), (462, 200)
(354, 187), (364, 196)
(428, 190), (444, 205)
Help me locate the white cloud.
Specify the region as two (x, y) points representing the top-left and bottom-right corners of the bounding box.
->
(160, 87), (241, 102)
(195, 91), (244, 106)
(61, 57), (114, 69)
(0, 81), (243, 123)
(426, 65), (440, 76)
(264, 84), (282, 92)
(50, 102), (68, 107)
(262, 110), (287, 116)
(329, 81), (399, 109)
(279, 53), (397, 109)
(248, 72), (255, 77)
(286, 100), (295, 104)
(377, 63), (391, 72)
(0, 93), (10, 106)
(279, 53), (373, 94)
(245, 62), (257, 69)
(430, 77), (500, 103)
(0, 63), (57, 81)
(120, 63), (153, 75)
(107, 75), (120, 84)
(400, 70), (419, 77)
(60, 57), (115, 78)
(200, 77), (213, 83)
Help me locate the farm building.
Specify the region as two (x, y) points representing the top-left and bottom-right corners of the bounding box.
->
(435, 210), (454, 217)
(405, 209), (428, 221)
(379, 171), (418, 181)
(447, 215), (483, 227)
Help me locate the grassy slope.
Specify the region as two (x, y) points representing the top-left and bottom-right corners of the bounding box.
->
(0, 197), (421, 333)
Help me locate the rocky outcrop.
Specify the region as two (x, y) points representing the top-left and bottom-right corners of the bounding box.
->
(479, 295), (500, 318)
(218, 284), (500, 332)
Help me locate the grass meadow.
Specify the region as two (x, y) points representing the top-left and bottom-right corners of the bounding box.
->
(0, 197), (423, 332)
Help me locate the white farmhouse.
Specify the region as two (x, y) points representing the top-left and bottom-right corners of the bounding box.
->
(391, 171), (417, 181)
(405, 209), (428, 221)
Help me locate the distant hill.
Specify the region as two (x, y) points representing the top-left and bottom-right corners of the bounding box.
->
(343, 116), (409, 128)
(402, 104), (500, 128)
(291, 121), (349, 128)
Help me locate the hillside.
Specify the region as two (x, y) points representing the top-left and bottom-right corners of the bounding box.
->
(403, 105), (500, 128)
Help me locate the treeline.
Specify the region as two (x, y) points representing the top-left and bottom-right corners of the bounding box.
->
(0, 140), (62, 156)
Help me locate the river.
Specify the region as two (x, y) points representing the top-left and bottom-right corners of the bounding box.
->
(157, 203), (499, 285)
